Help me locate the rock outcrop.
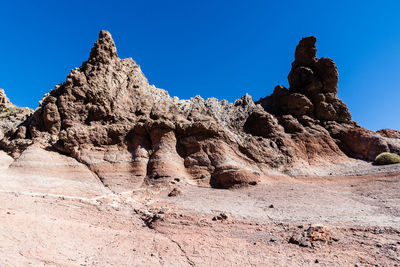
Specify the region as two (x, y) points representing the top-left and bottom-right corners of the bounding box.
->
(377, 129), (400, 139)
(257, 36), (400, 162)
(0, 89), (32, 139)
(259, 37), (351, 123)
(1, 31), (399, 189)
(1, 31), (285, 190)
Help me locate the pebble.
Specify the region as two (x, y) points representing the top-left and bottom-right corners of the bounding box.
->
(270, 236), (278, 242)
(212, 213), (228, 221)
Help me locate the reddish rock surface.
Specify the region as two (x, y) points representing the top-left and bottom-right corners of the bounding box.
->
(378, 128), (400, 139)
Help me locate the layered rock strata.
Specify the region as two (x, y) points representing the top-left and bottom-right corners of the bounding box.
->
(1, 31), (399, 190)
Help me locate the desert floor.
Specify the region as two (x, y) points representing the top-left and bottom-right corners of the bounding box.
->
(0, 150), (399, 266)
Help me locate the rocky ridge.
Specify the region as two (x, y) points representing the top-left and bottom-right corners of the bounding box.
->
(1, 31), (399, 190)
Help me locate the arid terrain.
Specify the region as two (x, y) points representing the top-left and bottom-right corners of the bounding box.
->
(1, 148), (399, 266)
(0, 31), (399, 266)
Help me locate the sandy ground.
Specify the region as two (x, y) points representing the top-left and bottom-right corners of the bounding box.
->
(0, 149), (400, 266)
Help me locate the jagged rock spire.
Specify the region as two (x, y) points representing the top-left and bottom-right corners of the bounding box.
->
(87, 30), (118, 64)
(288, 36), (338, 94)
(259, 36), (351, 123)
(293, 36), (317, 66)
(0, 89), (12, 108)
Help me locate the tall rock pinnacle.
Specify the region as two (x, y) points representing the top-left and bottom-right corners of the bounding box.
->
(259, 36), (351, 123)
(293, 36), (317, 66)
(87, 30), (118, 64)
(0, 89), (11, 107)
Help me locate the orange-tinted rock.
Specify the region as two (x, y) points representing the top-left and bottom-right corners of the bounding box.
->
(377, 129), (400, 139)
(341, 127), (390, 160)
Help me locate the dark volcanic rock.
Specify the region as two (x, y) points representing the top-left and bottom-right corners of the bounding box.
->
(259, 36), (351, 123)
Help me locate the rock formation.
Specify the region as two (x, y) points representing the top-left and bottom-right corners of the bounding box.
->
(0, 89), (32, 139)
(1, 31), (399, 190)
(259, 37), (351, 123)
(258, 36), (400, 161)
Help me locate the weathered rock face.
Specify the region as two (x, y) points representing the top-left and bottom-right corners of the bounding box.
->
(0, 89), (33, 139)
(339, 127), (400, 161)
(259, 37), (351, 123)
(1, 31), (399, 189)
(377, 129), (400, 139)
(1, 31), (294, 190)
(257, 36), (400, 162)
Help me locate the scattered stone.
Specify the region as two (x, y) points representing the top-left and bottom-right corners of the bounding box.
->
(269, 236), (278, 243)
(168, 188), (181, 197)
(219, 213), (228, 220)
(212, 213), (228, 221)
(136, 209), (164, 229)
(289, 225), (332, 248)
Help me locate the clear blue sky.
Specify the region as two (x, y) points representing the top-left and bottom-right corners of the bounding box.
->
(0, 1), (399, 131)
